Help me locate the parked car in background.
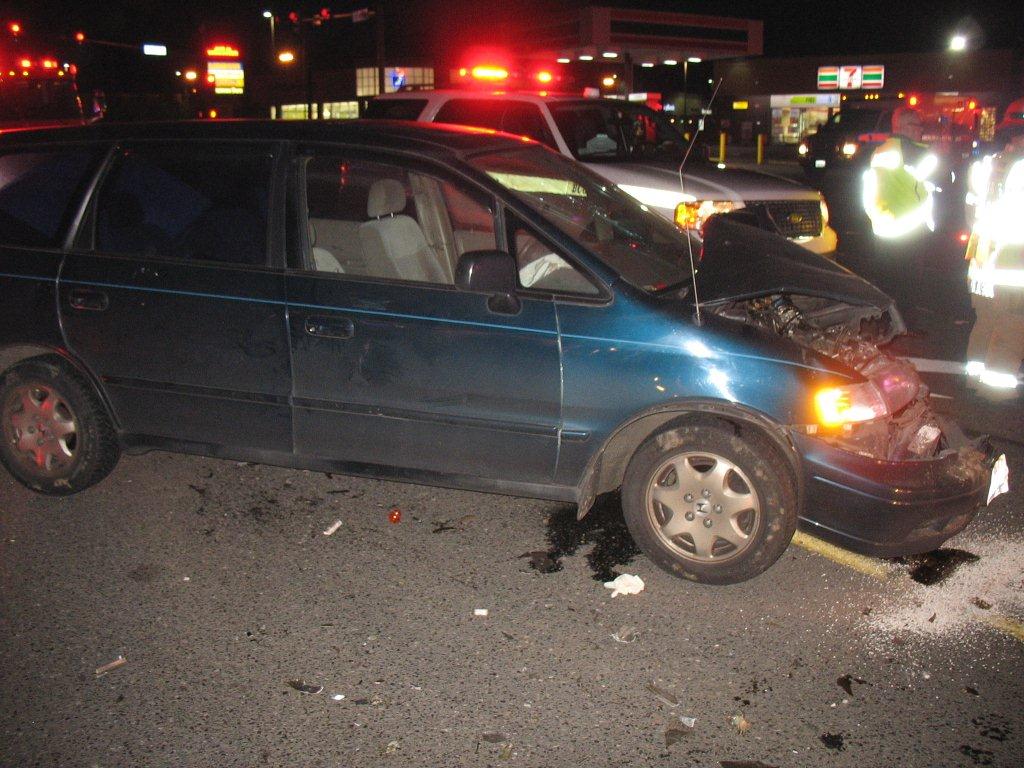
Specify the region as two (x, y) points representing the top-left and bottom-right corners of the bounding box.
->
(367, 90), (838, 255)
(0, 120), (999, 584)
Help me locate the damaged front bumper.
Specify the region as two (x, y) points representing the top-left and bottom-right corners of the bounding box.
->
(791, 429), (997, 557)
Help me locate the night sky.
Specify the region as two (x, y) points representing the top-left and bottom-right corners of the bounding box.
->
(7, 0), (1024, 57)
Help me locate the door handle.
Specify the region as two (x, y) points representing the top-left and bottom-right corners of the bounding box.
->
(304, 316), (354, 339)
(68, 288), (109, 312)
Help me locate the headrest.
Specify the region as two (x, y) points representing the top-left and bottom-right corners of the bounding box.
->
(367, 178), (407, 218)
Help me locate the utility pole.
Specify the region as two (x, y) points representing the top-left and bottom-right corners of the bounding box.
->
(375, 1), (386, 96)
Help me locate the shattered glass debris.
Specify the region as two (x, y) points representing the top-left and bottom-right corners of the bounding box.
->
(286, 680), (323, 694)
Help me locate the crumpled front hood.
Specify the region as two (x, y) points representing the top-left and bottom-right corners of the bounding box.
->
(695, 216), (903, 331)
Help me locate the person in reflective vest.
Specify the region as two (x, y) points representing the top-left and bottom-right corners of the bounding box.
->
(964, 127), (1024, 397)
(862, 106), (938, 239)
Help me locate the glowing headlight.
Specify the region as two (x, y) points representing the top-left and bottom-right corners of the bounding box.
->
(814, 383), (889, 427)
(798, 142), (809, 156)
(819, 198), (830, 227)
(674, 200), (738, 231)
(841, 142), (858, 158)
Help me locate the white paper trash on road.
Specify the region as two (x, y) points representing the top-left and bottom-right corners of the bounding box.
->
(988, 454), (1009, 504)
(323, 519), (343, 536)
(604, 573), (645, 597)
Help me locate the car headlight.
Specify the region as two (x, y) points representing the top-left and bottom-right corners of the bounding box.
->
(841, 142), (858, 158)
(814, 383), (889, 427)
(674, 200), (738, 231)
(798, 142), (809, 156)
(819, 198), (830, 227)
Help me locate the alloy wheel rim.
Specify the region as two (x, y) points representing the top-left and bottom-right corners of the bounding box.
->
(3, 383), (79, 477)
(644, 451), (761, 563)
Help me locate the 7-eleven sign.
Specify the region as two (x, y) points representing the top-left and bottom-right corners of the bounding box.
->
(839, 65), (862, 89)
(862, 65), (885, 89)
(818, 66), (839, 90)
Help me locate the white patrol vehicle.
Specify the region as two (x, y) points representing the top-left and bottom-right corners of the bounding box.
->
(367, 90), (838, 254)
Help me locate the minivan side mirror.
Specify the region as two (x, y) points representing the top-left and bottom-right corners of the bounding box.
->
(455, 250), (521, 315)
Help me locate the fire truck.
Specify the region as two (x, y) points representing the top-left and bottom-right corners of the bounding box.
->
(1, 32), (85, 132)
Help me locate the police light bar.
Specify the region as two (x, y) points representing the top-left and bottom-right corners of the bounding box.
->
(469, 65), (509, 81)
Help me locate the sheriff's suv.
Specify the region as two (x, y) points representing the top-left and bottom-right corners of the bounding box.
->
(367, 90), (838, 254)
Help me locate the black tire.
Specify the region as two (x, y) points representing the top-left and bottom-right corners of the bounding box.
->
(621, 419), (797, 585)
(0, 356), (120, 495)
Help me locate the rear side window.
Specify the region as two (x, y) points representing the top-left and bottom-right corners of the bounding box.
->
(0, 148), (99, 247)
(363, 99), (428, 121)
(434, 99), (506, 131)
(93, 144), (272, 266)
(499, 102), (555, 146)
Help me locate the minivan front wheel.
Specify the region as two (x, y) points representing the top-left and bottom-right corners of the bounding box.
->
(622, 421), (797, 584)
(0, 357), (120, 495)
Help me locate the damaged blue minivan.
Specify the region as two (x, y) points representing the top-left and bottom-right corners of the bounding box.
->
(0, 120), (999, 583)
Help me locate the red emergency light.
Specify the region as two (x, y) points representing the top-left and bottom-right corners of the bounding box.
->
(469, 65), (509, 81)
(18, 58), (31, 68)
(41, 59), (57, 69)
(535, 70), (553, 84)
(908, 95), (919, 107)
(968, 99), (977, 110)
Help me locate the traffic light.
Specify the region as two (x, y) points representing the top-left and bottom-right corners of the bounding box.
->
(319, 7), (331, 20)
(8, 21), (22, 35)
(74, 31), (85, 43)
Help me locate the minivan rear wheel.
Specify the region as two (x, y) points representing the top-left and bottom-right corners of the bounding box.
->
(622, 421), (797, 584)
(0, 357), (120, 495)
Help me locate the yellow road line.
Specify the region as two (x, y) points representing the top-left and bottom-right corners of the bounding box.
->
(979, 613), (1024, 643)
(791, 531), (892, 580)
(792, 531), (1024, 644)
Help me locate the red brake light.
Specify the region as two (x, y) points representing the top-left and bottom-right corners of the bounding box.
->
(18, 58), (31, 68)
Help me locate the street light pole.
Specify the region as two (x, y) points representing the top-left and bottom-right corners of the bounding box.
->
(682, 59), (689, 131)
(263, 11), (275, 58)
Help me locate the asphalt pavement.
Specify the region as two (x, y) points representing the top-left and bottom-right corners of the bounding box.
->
(2, 170), (1023, 767)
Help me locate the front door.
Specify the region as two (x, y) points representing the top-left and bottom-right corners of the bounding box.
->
(59, 140), (292, 452)
(284, 147), (561, 484)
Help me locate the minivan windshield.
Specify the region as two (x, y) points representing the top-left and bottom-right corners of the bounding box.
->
(469, 145), (692, 293)
(548, 100), (689, 163)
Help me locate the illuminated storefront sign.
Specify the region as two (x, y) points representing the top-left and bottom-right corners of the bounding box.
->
(207, 61), (244, 94)
(818, 65), (884, 91)
(770, 93), (841, 108)
(206, 43), (244, 95)
(206, 45), (240, 58)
